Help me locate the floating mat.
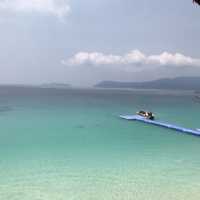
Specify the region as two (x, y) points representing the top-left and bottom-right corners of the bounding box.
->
(120, 115), (200, 137)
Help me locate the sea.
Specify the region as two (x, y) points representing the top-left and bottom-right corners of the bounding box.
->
(0, 86), (200, 200)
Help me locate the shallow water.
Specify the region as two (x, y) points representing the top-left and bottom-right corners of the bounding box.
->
(0, 87), (200, 200)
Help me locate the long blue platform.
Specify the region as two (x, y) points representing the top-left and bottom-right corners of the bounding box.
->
(120, 115), (200, 137)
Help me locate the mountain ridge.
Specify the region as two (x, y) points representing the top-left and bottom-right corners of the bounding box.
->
(95, 77), (200, 90)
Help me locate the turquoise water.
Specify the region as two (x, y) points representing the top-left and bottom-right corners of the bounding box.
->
(0, 87), (200, 200)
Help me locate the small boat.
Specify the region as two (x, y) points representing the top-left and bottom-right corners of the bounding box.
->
(136, 110), (155, 120)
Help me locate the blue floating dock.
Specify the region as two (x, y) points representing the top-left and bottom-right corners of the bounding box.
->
(120, 115), (200, 137)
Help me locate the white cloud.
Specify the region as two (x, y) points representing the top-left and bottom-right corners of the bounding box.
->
(62, 50), (200, 69)
(0, 0), (70, 19)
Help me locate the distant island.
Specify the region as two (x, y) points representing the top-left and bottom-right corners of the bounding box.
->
(95, 77), (200, 90)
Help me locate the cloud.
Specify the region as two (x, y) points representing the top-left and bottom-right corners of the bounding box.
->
(0, 0), (70, 19)
(62, 50), (200, 69)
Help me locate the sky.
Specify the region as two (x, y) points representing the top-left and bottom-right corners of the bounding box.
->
(0, 0), (200, 86)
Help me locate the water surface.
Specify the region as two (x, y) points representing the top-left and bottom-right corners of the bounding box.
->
(0, 87), (200, 200)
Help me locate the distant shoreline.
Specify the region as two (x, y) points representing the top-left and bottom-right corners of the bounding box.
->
(0, 84), (196, 96)
(94, 77), (200, 91)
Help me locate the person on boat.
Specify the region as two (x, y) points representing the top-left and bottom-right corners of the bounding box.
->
(193, 0), (200, 6)
(137, 111), (155, 120)
(147, 112), (154, 120)
(137, 110), (155, 120)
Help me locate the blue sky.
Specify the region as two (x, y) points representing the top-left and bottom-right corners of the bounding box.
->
(0, 0), (200, 86)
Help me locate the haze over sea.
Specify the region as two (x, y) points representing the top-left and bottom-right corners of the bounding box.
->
(0, 87), (200, 200)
